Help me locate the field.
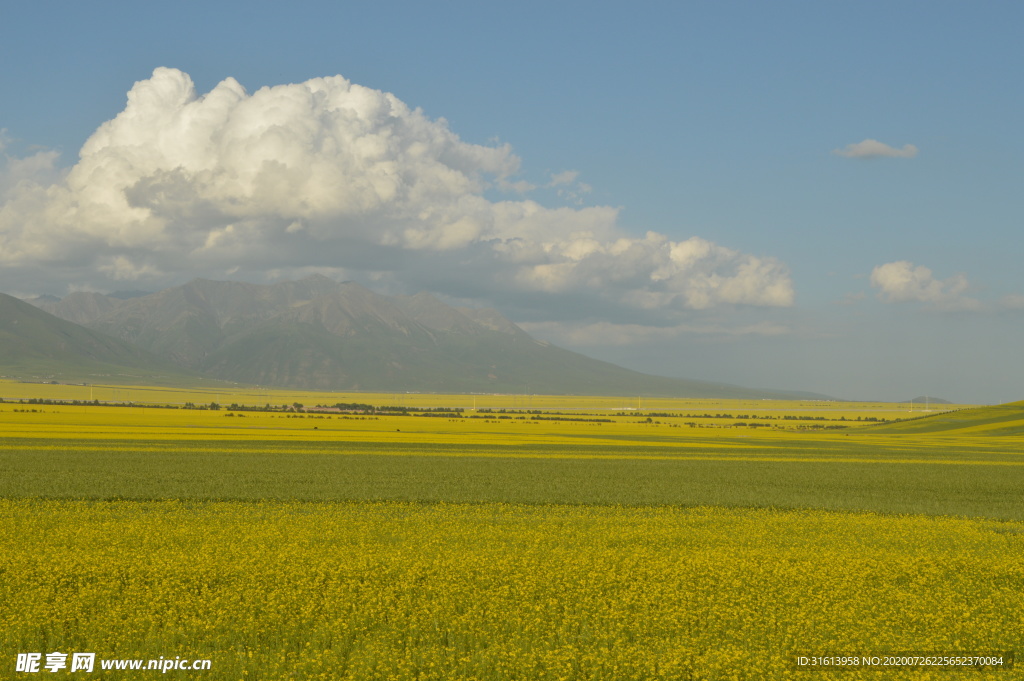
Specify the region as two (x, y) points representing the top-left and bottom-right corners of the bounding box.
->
(2, 380), (1023, 679)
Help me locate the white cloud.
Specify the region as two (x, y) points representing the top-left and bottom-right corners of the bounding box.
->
(0, 129), (61, 198)
(0, 67), (794, 321)
(545, 169), (591, 204)
(547, 170), (579, 187)
(97, 255), (162, 281)
(493, 231), (792, 312)
(870, 261), (980, 310)
(833, 139), (918, 159)
(520, 319), (792, 347)
(1000, 293), (1024, 310)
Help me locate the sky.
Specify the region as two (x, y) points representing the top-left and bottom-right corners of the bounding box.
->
(1, 1), (1021, 404)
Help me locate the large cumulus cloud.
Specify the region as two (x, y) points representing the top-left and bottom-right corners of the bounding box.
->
(0, 67), (793, 322)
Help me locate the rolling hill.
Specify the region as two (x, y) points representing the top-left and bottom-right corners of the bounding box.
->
(872, 401), (1024, 436)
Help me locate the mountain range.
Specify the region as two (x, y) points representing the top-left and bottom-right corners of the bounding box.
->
(5, 276), (828, 398)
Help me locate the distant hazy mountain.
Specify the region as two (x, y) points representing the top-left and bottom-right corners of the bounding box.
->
(903, 396), (953, 405)
(26, 276), (827, 397)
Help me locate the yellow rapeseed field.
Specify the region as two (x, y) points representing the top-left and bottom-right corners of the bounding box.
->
(2, 401), (1022, 469)
(2, 500), (1021, 680)
(0, 378), (965, 422)
(3, 383), (1021, 678)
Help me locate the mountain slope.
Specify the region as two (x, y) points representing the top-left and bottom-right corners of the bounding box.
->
(0, 293), (196, 383)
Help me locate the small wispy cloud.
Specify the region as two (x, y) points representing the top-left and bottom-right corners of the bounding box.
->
(999, 293), (1024, 310)
(519, 319), (793, 348)
(870, 261), (980, 310)
(833, 139), (918, 159)
(547, 170), (579, 187)
(545, 169), (591, 205)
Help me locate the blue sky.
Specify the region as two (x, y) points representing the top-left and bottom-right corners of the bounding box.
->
(1, 1), (1021, 403)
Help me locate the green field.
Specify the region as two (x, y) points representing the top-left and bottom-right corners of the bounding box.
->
(2, 384), (1022, 679)
(2, 437), (1024, 522)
